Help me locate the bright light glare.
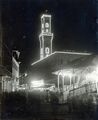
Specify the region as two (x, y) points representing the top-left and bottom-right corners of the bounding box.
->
(53, 69), (73, 77)
(25, 73), (27, 77)
(86, 71), (98, 82)
(31, 80), (44, 88)
(59, 70), (73, 77)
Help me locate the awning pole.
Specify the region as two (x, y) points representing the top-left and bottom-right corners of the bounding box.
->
(96, 79), (98, 94)
(70, 75), (72, 89)
(57, 73), (60, 90)
(62, 75), (64, 91)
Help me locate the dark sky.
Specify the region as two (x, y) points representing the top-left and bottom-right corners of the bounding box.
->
(2, 0), (96, 73)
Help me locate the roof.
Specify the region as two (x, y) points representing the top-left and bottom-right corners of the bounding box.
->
(30, 51), (92, 82)
(31, 51), (91, 66)
(41, 14), (51, 19)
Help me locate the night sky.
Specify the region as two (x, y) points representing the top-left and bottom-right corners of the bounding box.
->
(1, 0), (96, 73)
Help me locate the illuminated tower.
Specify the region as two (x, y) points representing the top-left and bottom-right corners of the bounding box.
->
(39, 14), (53, 59)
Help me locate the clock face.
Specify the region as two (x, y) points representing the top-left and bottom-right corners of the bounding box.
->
(45, 23), (49, 28)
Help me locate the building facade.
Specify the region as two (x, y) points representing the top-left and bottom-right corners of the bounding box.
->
(0, 6), (19, 92)
(12, 55), (19, 91)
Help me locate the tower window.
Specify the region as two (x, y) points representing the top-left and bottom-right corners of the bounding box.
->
(40, 48), (43, 54)
(42, 24), (44, 28)
(46, 29), (48, 33)
(45, 47), (50, 55)
(45, 23), (49, 28)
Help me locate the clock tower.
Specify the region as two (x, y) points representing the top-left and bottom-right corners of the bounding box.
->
(39, 14), (53, 59)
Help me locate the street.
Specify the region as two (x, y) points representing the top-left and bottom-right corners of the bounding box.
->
(1, 91), (96, 120)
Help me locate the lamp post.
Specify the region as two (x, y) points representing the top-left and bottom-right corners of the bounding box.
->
(19, 73), (27, 86)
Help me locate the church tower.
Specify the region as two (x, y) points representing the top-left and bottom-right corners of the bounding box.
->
(39, 14), (53, 59)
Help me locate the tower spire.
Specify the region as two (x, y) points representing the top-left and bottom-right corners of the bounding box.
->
(45, 10), (48, 14)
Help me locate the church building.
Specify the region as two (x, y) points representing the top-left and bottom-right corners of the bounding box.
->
(30, 14), (98, 103)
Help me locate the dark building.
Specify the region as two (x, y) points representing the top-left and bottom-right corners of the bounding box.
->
(0, 5), (12, 92)
(0, 13), (20, 92)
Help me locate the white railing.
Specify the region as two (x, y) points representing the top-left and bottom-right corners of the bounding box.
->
(69, 83), (97, 98)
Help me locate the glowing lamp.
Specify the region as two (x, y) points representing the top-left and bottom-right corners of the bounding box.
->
(31, 80), (44, 88)
(96, 66), (98, 73)
(59, 70), (73, 78)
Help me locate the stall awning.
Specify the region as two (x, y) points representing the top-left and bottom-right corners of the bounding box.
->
(30, 51), (91, 82)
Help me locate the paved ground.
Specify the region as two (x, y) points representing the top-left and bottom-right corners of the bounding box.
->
(1, 103), (95, 120)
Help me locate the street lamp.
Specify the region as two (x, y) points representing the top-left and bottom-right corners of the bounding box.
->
(19, 72), (28, 85)
(19, 72), (27, 77)
(24, 73), (27, 77)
